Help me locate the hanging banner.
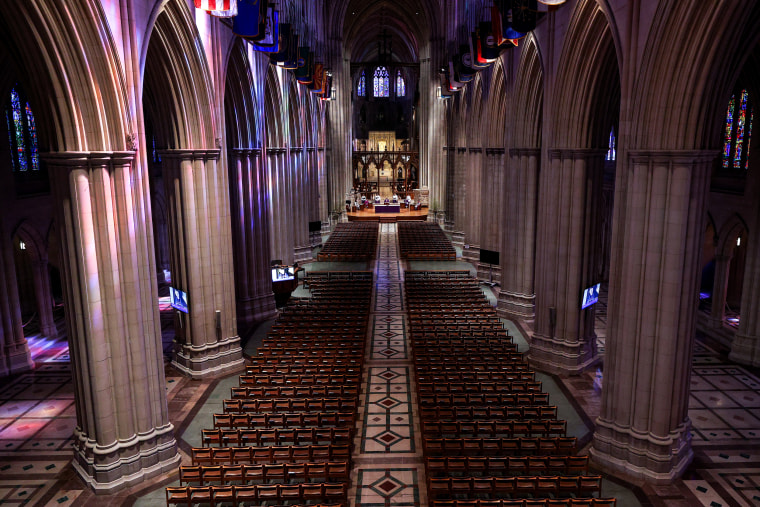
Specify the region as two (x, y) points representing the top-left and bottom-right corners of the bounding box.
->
(469, 32), (490, 70)
(296, 50), (314, 84)
(454, 45), (475, 82)
(448, 61), (464, 90)
(493, 1), (527, 42)
(507, 0), (538, 34)
(233, 0), (268, 40)
(309, 63), (325, 93)
(196, 0), (236, 17)
(270, 24), (295, 64)
(477, 22), (501, 63)
(252, 8), (280, 52)
(320, 73), (333, 100)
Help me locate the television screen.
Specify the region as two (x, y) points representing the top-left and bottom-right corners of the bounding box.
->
(581, 283), (601, 309)
(271, 266), (295, 283)
(170, 287), (189, 313)
(479, 249), (500, 265)
(309, 220), (322, 233)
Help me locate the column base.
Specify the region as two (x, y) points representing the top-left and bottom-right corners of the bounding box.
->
(294, 245), (313, 264)
(729, 332), (760, 367)
(461, 245), (479, 263)
(497, 290), (536, 320)
(450, 231), (465, 246)
(172, 335), (245, 378)
(309, 231), (323, 249)
(528, 333), (598, 374)
(476, 263), (501, 286)
(591, 418), (693, 484)
(237, 293), (277, 330)
(4, 343), (34, 375)
(72, 423), (180, 494)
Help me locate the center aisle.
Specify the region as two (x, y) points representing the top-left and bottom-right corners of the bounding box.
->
(351, 222), (426, 505)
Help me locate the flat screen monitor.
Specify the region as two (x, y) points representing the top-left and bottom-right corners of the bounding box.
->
(309, 220), (322, 233)
(271, 266), (295, 283)
(170, 286), (189, 313)
(581, 283), (601, 310)
(479, 249), (500, 265)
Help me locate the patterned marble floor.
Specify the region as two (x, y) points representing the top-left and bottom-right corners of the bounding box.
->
(352, 222), (425, 506)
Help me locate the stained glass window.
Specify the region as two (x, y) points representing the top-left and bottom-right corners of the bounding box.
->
(25, 103), (38, 171)
(734, 90), (748, 169)
(606, 127), (616, 161)
(723, 96), (735, 168)
(10, 89), (27, 172)
(5, 111), (14, 172)
(722, 89), (753, 171)
(396, 70), (405, 97)
(358, 71), (365, 97)
(373, 66), (389, 98)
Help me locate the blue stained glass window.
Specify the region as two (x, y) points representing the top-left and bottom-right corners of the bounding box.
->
(396, 70), (405, 97)
(358, 71), (365, 97)
(734, 90), (748, 169)
(6, 111), (15, 172)
(606, 127), (616, 161)
(10, 89), (27, 172)
(723, 96), (735, 168)
(25, 103), (38, 171)
(373, 66), (389, 98)
(746, 110), (753, 171)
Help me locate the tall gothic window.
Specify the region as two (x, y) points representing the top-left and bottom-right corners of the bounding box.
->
(373, 66), (389, 98)
(396, 70), (405, 97)
(5, 87), (39, 172)
(606, 126), (616, 161)
(723, 89), (753, 170)
(357, 70), (366, 97)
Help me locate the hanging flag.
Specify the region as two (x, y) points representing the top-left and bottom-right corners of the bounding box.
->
(252, 9), (280, 52)
(469, 32), (490, 70)
(296, 50), (314, 84)
(280, 32), (300, 69)
(270, 24), (294, 64)
(233, 0), (268, 40)
(195, 0), (237, 17)
(309, 63), (325, 93)
(439, 73), (455, 97)
(494, 1), (528, 41)
(491, 5), (521, 47)
(320, 73), (333, 100)
(448, 61), (464, 90)
(508, 0), (539, 34)
(477, 22), (500, 62)
(454, 45), (475, 82)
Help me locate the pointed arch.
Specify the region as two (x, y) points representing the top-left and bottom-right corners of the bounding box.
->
(142, 0), (216, 149)
(466, 73), (485, 149)
(0, 0), (128, 151)
(512, 35), (544, 149)
(483, 59), (509, 149)
(224, 39), (258, 149)
(288, 80), (302, 148)
(552, 0), (620, 149)
(11, 220), (46, 264)
(717, 213), (749, 257)
(264, 66), (284, 148)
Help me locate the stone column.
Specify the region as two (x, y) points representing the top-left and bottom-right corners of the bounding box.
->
(478, 149), (505, 284)
(729, 198), (760, 364)
(316, 147), (329, 231)
(708, 254), (732, 328)
(498, 148), (539, 319)
(229, 149), (276, 331)
(307, 148), (322, 247)
(292, 148), (312, 263)
(161, 150), (242, 378)
(0, 222), (33, 376)
(46, 151), (178, 492)
(531, 149), (605, 374)
(449, 147), (467, 245)
(591, 150), (714, 483)
(32, 256), (58, 339)
(462, 148), (483, 264)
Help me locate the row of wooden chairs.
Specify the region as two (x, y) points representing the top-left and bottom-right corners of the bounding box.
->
(398, 222), (456, 260)
(221, 397), (358, 412)
(179, 462), (349, 485)
(191, 444), (351, 465)
(424, 437), (577, 457)
(239, 374), (361, 387)
(418, 381), (543, 394)
(166, 483), (347, 506)
(415, 362), (532, 374)
(432, 499), (615, 507)
(426, 456), (589, 477)
(428, 475), (603, 499)
(417, 371), (534, 383)
(200, 427), (352, 447)
(421, 420), (567, 438)
(213, 412), (354, 428)
(229, 385), (359, 400)
(317, 222), (378, 261)
(418, 392), (550, 407)
(420, 406), (559, 422)
(245, 364), (359, 376)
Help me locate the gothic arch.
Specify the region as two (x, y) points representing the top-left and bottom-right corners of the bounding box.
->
(288, 80), (303, 148)
(716, 213), (749, 258)
(551, 0), (620, 149)
(631, 1), (760, 150)
(483, 59), (509, 149)
(0, 0), (128, 152)
(265, 66), (284, 148)
(224, 40), (258, 149)
(142, 0), (216, 149)
(466, 73), (485, 149)
(11, 220), (46, 264)
(511, 36), (543, 150)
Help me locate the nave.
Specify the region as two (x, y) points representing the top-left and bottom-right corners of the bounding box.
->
(3, 222), (760, 506)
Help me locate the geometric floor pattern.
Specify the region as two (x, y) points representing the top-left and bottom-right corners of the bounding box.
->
(353, 222), (424, 505)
